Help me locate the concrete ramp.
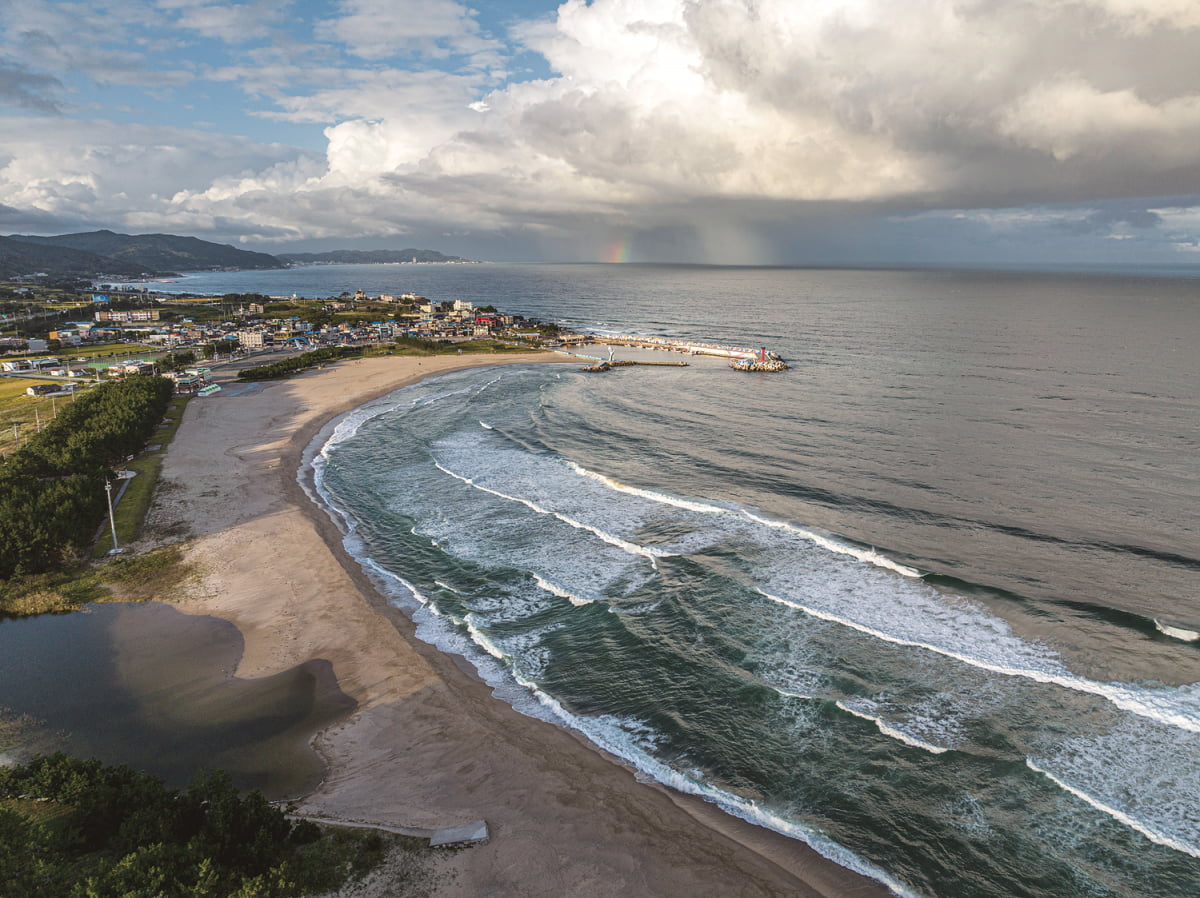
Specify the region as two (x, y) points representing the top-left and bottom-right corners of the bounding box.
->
(430, 820), (489, 847)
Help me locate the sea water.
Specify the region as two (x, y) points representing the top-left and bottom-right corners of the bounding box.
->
(171, 264), (1200, 897)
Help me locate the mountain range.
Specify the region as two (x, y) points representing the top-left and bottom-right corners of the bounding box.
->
(1, 230), (283, 279)
(0, 231), (473, 279)
(0, 235), (151, 279)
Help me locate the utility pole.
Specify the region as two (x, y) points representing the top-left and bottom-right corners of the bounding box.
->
(104, 479), (120, 554)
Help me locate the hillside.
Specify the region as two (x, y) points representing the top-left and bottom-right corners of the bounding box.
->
(279, 248), (470, 264)
(7, 230), (285, 274)
(0, 235), (150, 279)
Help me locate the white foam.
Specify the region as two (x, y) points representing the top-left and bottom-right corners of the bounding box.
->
(836, 701), (949, 755)
(479, 420), (494, 429)
(768, 685), (818, 702)
(1026, 759), (1200, 859)
(404, 467), (653, 608)
(357, 555), (436, 614)
(567, 461), (729, 514)
(304, 368), (514, 511)
(471, 372), (508, 397)
(743, 511), (922, 578)
(319, 377), (477, 455)
(434, 461), (674, 563)
(464, 614), (507, 662)
(508, 688), (923, 898)
(1155, 620), (1200, 642)
(533, 574), (593, 606)
(754, 589), (1200, 735)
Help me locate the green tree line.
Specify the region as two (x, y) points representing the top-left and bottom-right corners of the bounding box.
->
(0, 754), (390, 898)
(0, 375), (173, 578)
(236, 346), (353, 381)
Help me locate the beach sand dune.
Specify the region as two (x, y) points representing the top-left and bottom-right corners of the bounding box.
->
(154, 354), (887, 898)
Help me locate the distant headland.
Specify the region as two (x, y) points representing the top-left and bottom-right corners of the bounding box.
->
(0, 230), (475, 280)
(278, 249), (476, 265)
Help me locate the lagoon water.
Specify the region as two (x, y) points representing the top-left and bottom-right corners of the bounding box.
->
(172, 264), (1200, 897)
(0, 602), (354, 798)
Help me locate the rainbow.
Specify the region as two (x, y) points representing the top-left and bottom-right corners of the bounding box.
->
(605, 236), (632, 263)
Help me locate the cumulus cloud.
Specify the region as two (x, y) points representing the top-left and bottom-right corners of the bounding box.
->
(166, 0), (288, 44)
(315, 0), (501, 61)
(263, 0), (1200, 232)
(0, 116), (314, 236)
(4, 0), (1200, 259)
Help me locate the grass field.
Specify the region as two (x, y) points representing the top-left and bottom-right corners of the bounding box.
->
(93, 398), (190, 555)
(5, 341), (150, 361)
(0, 377), (83, 456)
(63, 342), (153, 359)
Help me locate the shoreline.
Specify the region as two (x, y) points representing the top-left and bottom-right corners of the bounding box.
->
(155, 352), (890, 897)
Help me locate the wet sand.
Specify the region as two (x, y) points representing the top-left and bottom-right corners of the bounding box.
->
(153, 352), (890, 898)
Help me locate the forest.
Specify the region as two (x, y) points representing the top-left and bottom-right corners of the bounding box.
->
(0, 375), (173, 579)
(0, 754), (395, 897)
(235, 346), (353, 380)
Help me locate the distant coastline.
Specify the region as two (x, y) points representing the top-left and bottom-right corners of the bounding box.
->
(283, 260), (482, 266)
(278, 249), (478, 266)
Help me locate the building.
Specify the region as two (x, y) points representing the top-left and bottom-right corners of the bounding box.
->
(106, 360), (155, 377)
(237, 330), (271, 348)
(94, 309), (160, 323)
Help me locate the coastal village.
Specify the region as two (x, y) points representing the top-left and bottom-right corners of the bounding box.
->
(0, 273), (808, 898)
(1, 283), (789, 406)
(0, 286), (561, 404)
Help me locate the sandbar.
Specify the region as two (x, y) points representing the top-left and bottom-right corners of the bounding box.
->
(152, 352), (890, 897)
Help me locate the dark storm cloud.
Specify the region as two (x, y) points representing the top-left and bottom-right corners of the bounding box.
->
(0, 58), (62, 113)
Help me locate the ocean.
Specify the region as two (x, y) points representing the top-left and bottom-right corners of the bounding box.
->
(170, 264), (1200, 897)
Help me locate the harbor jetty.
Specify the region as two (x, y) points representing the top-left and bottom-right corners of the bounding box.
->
(579, 334), (789, 372)
(581, 359), (690, 372)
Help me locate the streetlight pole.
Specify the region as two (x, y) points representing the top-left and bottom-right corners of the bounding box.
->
(104, 479), (120, 554)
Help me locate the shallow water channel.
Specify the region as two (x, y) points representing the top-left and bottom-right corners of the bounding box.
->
(0, 602), (355, 799)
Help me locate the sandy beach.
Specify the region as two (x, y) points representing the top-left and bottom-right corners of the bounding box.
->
(152, 352), (889, 898)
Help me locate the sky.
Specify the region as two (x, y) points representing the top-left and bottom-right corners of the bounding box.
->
(1, 0), (1200, 265)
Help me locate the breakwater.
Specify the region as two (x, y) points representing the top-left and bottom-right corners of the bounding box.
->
(557, 334), (788, 371)
(730, 357), (790, 372)
(590, 334), (767, 360)
(580, 359), (691, 372)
